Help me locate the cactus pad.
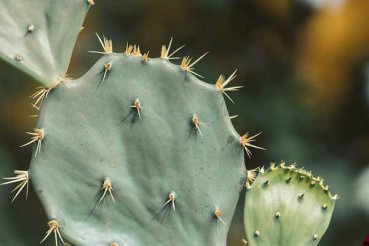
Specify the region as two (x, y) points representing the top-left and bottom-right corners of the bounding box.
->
(244, 163), (337, 246)
(28, 52), (249, 245)
(0, 0), (90, 85)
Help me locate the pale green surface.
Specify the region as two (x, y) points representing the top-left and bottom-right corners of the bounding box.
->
(0, 0), (90, 85)
(244, 165), (335, 246)
(29, 54), (245, 246)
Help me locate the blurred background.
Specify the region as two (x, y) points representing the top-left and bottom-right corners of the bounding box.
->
(1, 0), (369, 245)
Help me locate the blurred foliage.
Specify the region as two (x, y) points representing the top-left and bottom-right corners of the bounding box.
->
(1, 0), (369, 245)
(297, 0), (369, 116)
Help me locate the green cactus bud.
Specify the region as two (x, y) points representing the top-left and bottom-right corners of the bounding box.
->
(244, 162), (336, 246)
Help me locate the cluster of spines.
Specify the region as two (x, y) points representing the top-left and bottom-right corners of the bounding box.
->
(12, 1), (95, 109)
(245, 162), (339, 200)
(2, 34), (264, 245)
(28, 34), (263, 152)
(28, 34), (246, 112)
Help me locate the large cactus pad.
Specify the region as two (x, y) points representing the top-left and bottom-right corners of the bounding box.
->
(28, 52), (247, 245)
(244, 163), (337, 246)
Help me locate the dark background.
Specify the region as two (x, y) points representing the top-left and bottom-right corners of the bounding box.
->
(1, 0), (369, 245)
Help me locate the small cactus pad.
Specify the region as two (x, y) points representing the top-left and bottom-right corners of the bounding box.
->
(29, 53), (246, 245)
(244, 163), (336, 246)
(0, 0), (90, 85)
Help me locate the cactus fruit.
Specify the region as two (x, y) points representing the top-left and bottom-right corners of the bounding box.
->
(12, 41), (261, 245)
(243, 162), (337, 246)
(0, 0), (90, 85)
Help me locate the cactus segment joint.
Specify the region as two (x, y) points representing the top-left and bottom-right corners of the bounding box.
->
(30, 76), (70, 110)
(1, 170), (29, 202)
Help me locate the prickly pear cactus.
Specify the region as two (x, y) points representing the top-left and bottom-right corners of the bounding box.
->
(10, 39), (258, 245)
(0, 0), (91, 85)
(244, 163), (337, 246)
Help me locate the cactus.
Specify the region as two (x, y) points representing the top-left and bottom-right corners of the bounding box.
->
(243, 162), (337, 246)
(0, 0), (91, 86)
(2, 36), (261, 245)
(0, 2), (337, 246)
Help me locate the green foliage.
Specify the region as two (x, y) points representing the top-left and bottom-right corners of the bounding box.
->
(28, 53), (246, 245)
(244, 163), (337, 246)
(0, 0), (90, 85)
